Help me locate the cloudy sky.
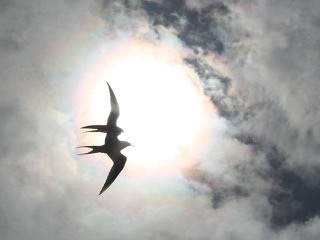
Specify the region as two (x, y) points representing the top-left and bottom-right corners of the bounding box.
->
(1, 0), (320, 239)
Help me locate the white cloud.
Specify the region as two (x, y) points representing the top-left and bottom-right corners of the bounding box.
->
(1, 0), (320, 239)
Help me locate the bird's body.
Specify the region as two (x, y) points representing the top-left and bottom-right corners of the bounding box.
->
(77, 82), (132, 195)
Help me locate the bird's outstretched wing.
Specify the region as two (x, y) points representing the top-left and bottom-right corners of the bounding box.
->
(80, 83), (122, 135)
(106, 82), (120, 127)
(99, 154), (127, 195)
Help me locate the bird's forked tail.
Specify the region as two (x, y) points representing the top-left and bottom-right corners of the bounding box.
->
(76, 145), (101, 155)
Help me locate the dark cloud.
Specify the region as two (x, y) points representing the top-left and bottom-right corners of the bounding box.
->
(234, 134), (263, 153)
(210, 180), (249, 209)
(142, 0), (229, 55)
(184, 57), (231, 95)
(184, 57), (242, 120)
(0, 0), (12, 12)
(268, 167), (320, 229)
(0, 38), (19, 51)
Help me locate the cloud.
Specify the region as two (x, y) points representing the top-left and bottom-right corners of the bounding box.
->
(1, 0), (320, 239)
(137, 0), (320, 235)
(199, 0), (320, 231)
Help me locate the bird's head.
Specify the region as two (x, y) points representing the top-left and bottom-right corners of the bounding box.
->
(115, 126), (124, 136)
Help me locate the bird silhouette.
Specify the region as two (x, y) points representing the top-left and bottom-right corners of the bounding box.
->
(77, 82), (132, 195)
(81, 83), (123, 136)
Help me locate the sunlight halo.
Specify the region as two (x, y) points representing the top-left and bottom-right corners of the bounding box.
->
(75, 39), (216, 177)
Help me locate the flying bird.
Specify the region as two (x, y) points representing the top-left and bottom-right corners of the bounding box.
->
(77, 82), (132, 195)
(81, 83), (123, 136)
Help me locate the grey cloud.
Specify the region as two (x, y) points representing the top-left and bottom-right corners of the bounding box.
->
(0, 99), (38, 159)
(141, 0), (230, 55)
(268, 167), (320, 228)
(183, 57), (237, 119)
(0, 1), (94, 239)
(2, 0), (320, 239)
(232, 0), (320, 170)
(227, 0), (320, 230)
(0, 0), (12, 12)
(139, 0), (320, 234)
(0, 38), (19, 51)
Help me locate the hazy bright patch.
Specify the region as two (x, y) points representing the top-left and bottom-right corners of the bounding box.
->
(74, 39), (216, 178)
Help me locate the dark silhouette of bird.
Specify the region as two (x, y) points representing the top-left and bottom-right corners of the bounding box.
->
(81, 83), (123, 136)
(77, 140), (132, 194)
(77, 82), (132, 195)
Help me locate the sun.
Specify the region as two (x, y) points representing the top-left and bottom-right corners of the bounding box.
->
(75, 39), (215, 177)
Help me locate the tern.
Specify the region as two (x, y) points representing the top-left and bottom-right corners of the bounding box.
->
(77, 82), (132, 195)
(81, 83), (123, 136)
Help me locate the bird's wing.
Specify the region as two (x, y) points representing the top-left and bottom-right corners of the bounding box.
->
(106, 82), (120, 127)
(99, 154), (127, 195)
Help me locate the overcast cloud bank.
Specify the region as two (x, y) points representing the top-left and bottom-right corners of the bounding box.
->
(1, 0), (320, 239)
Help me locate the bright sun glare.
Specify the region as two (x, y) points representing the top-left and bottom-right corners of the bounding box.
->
(76, 40), (215, 177)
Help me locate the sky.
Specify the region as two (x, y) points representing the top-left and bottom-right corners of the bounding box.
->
(1, 0), (320, 239)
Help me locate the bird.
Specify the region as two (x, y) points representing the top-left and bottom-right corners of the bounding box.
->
(81, 83), (123, 136)
(77, 140), (132, 195)
(77, 82), (132, 195)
